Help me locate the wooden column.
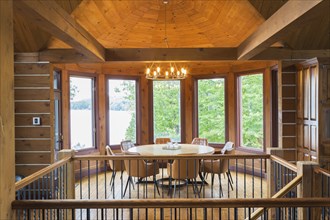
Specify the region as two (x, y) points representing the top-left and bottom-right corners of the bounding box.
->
(264, 68), (272, 149)
(227, 72), (236, 143)
(0, 1), (15, 219)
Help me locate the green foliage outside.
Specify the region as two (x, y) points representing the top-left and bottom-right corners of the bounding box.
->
(198, 79), (225, 143)
(153, 81), (181, 142)
(241, 74), (264, 148)
(100, 75), (264, 148)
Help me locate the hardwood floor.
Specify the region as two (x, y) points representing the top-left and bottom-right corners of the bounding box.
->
(74, 168), (267, 219)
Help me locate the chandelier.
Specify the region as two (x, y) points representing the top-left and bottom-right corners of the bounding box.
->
(145, 0), (188, 80)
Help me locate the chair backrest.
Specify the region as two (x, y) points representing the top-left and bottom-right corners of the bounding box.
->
(168, 154), (199, 180)
(191, 137), (208, 146)
(220, 148), (235, 173)
(120, 140), (134, 152)
(123, 151), (155, 178)
(155, 137), (171, 144)
(106, 145), (125, 171)
(221, 141), (234, 154)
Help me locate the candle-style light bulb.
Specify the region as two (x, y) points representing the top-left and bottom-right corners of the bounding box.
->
(157, 67), (160, 73)
(170, 66), (174, 73)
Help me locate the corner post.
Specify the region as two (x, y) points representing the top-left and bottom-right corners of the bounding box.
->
(296, 161), (318, 219)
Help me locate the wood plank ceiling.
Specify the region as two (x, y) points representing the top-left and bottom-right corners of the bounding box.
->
(13, 0), (330, 62)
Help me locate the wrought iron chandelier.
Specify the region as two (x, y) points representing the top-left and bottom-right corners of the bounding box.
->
(145, 0), (188, 80)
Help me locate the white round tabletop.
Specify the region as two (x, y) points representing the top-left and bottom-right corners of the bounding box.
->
(127, 144), (214, 156)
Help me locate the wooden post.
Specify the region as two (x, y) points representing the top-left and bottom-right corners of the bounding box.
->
(296, 161), (318, 219)
(0, 1), (15, 219)
(58, 149), (75, 219)
(266, 149), (276, 219)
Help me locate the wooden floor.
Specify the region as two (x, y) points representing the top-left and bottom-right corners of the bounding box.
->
(74, 168), (267, 219)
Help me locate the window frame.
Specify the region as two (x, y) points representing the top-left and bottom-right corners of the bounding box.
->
(192, 74), (228, 147)
(68, 72), (98, 153)
(236, 71), (265, 152)
(106, 75), (141, 146)
(150, 80), (185, 143)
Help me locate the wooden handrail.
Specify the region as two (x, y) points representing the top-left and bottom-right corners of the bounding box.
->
(12, 198), (330, 209)
(248, 174), (302, 220)
(270, 155), (297, 172)
(15, 157), (72, 191)
(314, 167), (330, 178)
(73, 154), (271, 161)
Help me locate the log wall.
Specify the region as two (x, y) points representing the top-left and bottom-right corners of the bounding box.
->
(14, 63), (54, 177)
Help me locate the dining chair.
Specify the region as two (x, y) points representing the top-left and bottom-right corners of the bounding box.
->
(191, 137), (208, 146)
(155, 137), (171, 144)
(120, 140), (134, 152)
(167, 154), (200, 197)
(123, 151), (160, 197)
(105, 145), (126, 191)
(200, 146), (235, 197)
(155, 137), (172, 168)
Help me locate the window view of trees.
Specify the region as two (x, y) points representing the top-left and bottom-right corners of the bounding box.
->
(198, 78), (225, 143)
(70, 76), (95, 150)
(153, 81), (181, 142)
(108, 79), (136, 145)
(239, 74), (264, 149)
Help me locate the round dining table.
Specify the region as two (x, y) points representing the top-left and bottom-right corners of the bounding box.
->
(127, 143), (215, 156)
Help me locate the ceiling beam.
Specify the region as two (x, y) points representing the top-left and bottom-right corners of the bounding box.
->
(238, 0), (328, 60)
(106, 48), (237, 62)
(17, 48), (329, 63)
(14, 0), (105, 62)
(251, 48), (330, 60)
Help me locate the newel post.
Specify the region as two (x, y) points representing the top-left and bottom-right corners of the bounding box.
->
(296, 161), (319, 219)
(58, 149), (75, 219)
(58, 149), (76, 199)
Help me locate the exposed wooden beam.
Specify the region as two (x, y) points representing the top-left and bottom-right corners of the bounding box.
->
(106, 48), (238, 62)
(238, 0), (328, 60)
(14, 0), (105, 61)
(17, 48), (329, 63)
(38, 49), (101, 63)
(251, 49), (330, 60)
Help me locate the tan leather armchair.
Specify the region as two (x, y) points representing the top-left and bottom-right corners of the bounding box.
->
(167, 154), (200, 197)
(123, 151), (160, 197)
(105, 145), (125, 191)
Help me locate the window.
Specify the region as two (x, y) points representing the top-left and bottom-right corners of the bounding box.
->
(197, 78), (226, 143)
(70, 76), (96, 150)
(108, 79), (137, 145)
(153, 81), (181, 142)
(238, 73), (264, 149)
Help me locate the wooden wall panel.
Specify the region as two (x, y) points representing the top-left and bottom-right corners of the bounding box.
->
(15, 102), (50, 113)
(16, 140), (50, 151)
(14, 63), (54, 177)
(15, 114), (50, 126)
(15, 89), (50, 100)
(15, 76), (50, 87)
(15, 127), (50, 138)
(15, 152), (51, 164)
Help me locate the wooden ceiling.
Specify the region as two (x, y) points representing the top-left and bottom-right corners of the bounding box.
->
(13, 0), (330, 63)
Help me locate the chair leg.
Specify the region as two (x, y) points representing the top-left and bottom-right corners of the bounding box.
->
(123, 176), (132, 197)
(193, 178), (200, 198)
(110, 171), (117, 191)
(153, 175), (160, 196)
(226, 172), (234, 190)
(227, 170), (234, 184)
(211, 173), (215, 186)
(218, 174), (224, 197)
(168, 177), (173, 196)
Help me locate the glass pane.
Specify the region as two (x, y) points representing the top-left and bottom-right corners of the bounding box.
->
(153, 81), (181, 142)
(198, 78), (225, 143)
(70, 76), (94, 150)
(241, 74), (263, 149)
(108, 79), (137, 145)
